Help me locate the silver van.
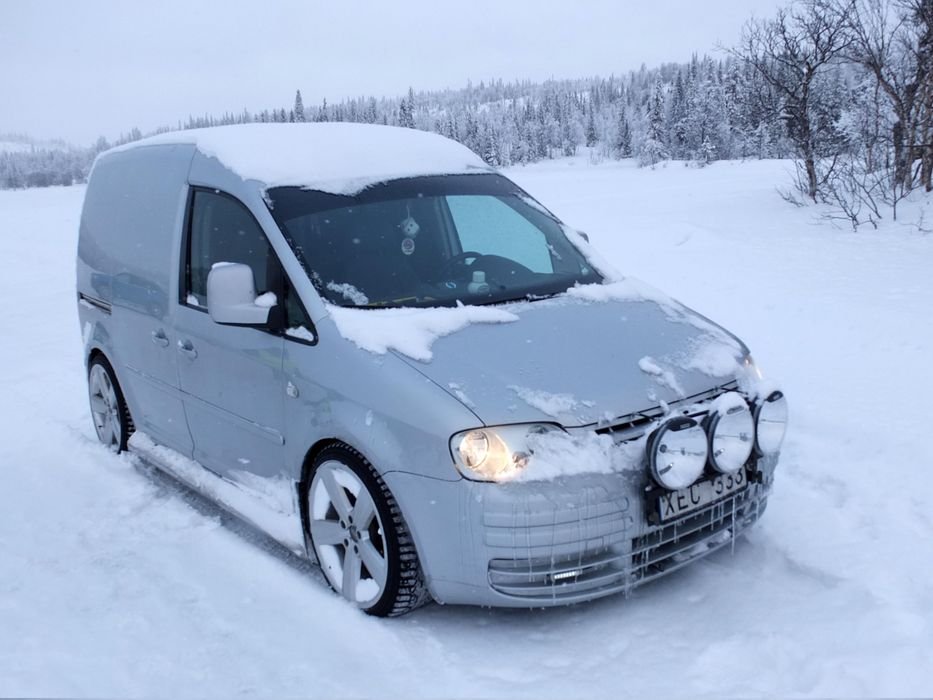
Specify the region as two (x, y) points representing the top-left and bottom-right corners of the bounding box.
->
(77, 123), (787, 616)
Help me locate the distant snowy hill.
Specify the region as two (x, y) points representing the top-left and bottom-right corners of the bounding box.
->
(0, 141), (32, 153)
(0, 133), (72, 153)
(0, 134), (86, 188)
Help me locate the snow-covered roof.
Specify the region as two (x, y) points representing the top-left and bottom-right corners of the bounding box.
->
(105, 123), (492, 194)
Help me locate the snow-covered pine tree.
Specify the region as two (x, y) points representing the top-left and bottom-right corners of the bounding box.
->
(669, 71), (689, 158)
(616, 109), (633, 157)
(585, 107), (598, 147)
(398, 87), (416, 128)
(641, 80), (668, 166)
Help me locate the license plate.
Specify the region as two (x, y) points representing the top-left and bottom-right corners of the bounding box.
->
(656, 469), (747, 522)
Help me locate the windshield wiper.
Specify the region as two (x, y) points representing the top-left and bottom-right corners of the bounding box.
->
(474, 291), (559, 306)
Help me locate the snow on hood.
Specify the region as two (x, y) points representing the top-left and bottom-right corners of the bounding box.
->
(105, 123), (492, 194)
(423, 296), (744, 426)
(327, 303), (519, 362)
(326, 277), (749, 426)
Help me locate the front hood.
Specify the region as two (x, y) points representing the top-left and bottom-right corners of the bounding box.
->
(395, 292), (748, 427)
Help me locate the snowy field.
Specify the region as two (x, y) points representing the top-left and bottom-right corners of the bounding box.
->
(1, 158), (932, 697)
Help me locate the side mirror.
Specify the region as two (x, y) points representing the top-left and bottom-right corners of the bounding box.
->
(578, 231), (590, 243)
(206, 263), (275, 326)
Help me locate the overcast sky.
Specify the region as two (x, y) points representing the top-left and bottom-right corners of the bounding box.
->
(2, 0), (785, 146)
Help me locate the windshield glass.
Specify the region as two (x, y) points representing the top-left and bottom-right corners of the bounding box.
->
(266, 174), (601, 308)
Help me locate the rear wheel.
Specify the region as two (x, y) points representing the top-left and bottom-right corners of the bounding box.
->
(88, 356), (132, 453)
(306, 445), (428, 616)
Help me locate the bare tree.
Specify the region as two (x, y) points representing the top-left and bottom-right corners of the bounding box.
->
(733, 1), (853, 201)
(906, 0), (933, 191)
(834, 0), (933, 190)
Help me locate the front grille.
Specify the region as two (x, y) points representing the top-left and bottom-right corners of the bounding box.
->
(486, 484), (767, 602)
(488, 548), (629, 599)
(481, 484), (633, 557)
(631, 488), (767, 585)
(596, 380), (739, 440)
(482, 481), (634, 600)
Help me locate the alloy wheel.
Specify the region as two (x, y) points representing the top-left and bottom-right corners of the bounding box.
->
(88, 363), (122, 451)
(309, 459), (389, 606)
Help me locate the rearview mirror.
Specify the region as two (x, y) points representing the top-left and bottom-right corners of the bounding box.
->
(206, 262), (274, 326)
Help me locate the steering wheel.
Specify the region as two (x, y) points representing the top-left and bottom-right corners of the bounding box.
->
(437, 251), (485, 279)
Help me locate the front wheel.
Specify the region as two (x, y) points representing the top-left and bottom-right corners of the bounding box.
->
(306, 445), (428, 616)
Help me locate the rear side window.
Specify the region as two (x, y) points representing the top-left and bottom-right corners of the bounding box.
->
(185, 190), (273, 306)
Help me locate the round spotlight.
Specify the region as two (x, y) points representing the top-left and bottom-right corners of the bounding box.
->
(649, 417), (708, 490)
(755, 391), (788, 455)
(708, 396), (755, 473)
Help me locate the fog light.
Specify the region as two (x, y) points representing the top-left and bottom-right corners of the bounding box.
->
(550, 569), (582, 583)
(649, 416), (708, 490)
(755, 391), (788, 455)
(708, 394), (755, 473)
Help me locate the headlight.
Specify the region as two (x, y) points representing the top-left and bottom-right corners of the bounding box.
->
(450, 424), (558, 482)
(707, 394), (755, 473)
(743, 354), (764, 381)
(648, 417), (708, 490)
(755, 390), (788, 455)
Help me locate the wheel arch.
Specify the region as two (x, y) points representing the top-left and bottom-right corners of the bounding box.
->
(87, 346), (105, 369)
(296, 439), (418, 560)
(85, 343), (119, 380)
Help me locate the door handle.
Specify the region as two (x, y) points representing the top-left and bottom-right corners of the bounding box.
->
(176, 339), (198, 359)
(151, 329), (170, 347)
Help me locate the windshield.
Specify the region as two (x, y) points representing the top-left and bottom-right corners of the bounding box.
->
(266, 174), (601, 308)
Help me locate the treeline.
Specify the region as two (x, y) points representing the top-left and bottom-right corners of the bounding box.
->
(2, 0), (930, 230)
(0, 56), (794, 190)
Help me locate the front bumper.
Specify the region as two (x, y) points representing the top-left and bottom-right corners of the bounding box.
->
(384, 453), (777, 607)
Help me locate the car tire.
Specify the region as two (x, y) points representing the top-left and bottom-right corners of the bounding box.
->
(87, 355), (133, 453)
(306, 444), (429, 617)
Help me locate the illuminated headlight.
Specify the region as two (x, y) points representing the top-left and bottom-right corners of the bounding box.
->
(755, 390), (788, 455)
(743, 354), (764, 381)
(450, 424), (559, 482)
(648, 417), (708, 490)
(707, 395), (755, 473)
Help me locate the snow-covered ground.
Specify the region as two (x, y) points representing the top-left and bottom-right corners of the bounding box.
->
(1, 158), (932, 697)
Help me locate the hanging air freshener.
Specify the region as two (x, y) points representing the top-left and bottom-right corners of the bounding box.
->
(400, 205), (419, 255)
(400, 205), (420, 238)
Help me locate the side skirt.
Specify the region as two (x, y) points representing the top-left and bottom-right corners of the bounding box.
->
(129, 432), (308, 557)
